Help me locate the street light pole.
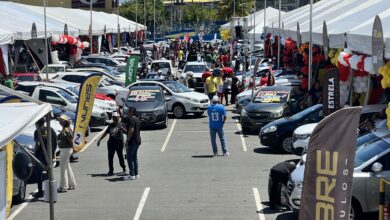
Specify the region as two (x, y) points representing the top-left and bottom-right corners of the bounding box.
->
(263, 0), (266, 56)
(308, 0), (313, 105)
(90, 0), (93, 54)
(253, 0), (256, 51)
(135, 0), (138, 46)
(277, 0), (281, 69)
(117, 0), (120, 47)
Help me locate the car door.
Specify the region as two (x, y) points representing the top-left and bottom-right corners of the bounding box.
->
(39, 89), (67, 110)
(363, 152), (390, 211)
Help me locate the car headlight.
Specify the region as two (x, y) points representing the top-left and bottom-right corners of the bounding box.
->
(155, 105), (165, 113)
(262, 125), (277, 133)
(295, 134), (311, 140)
(241, 108), (247, 116)
(270, 109), (283, 118)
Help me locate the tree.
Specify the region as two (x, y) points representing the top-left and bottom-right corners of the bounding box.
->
(219, 0), (254, 21)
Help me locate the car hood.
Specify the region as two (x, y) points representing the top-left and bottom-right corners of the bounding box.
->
(294, 123), (318, 136)
(126, 101), (163, 112)
(177, 92), (209, 100)
(245, 102), (285, 112)
(264, 116), (297, 127)
(238, 89), (257, 98)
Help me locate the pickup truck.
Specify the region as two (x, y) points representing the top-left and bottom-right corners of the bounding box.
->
(16, 85), (108, 127)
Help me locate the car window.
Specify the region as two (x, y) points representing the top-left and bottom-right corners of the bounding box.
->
(162, 81), (191, 93)
(183, 64), (206, 73)
(15, 85), (36, 96)
(39, 90), (63, 103)
(48, 66), (64, 73)
(63, 75), (85, 83)
(253, 90), (289, 103)
(363, 152), (390, 172)
(304, 110), (323, 123)
(58, 90), (77, 103)
(127, 89), (162, 102)
(355, 138), (390, 168)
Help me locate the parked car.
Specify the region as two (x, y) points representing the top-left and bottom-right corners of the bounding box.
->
(150, 59), (177, 78)
(240, 86), (300, 132)
(68, 67), (125, 86)
(116, 80), (209, 118)
(234, 87), (260, 114)
(15, 83), (108, 127)
(82, 56), (126, 69)
(51, 72), (122, 99)
(11, 140), (28, 204)
(291, 104), (388, 154)
(124, 86), (168, 128)
(38, 64), (69, 80)
(287, 128), (390, 219)
(13, 73), (41, 82)
(259, 104), (323, 153)
(180, 61), (207, 91)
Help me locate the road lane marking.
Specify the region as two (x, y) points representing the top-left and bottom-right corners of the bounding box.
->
(133, 187), (151, 220)
(8, 190), (38, 220)
(235, 119), (247, 152)
(79, 126), (107, 153)
(161, 119), (177, 152)
(252, 187), (266, 220)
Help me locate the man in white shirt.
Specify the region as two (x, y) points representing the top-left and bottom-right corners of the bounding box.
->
(154, 70), (165, 80)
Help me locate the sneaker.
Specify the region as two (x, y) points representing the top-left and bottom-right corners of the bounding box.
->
(68, 186), (75, 190)
(213, 153), (218, 157)
(33, 191), (44, 198)
(107, 171), (114, 176)
(57, 188), (67, 193)
(123, 175), (136, 180)
(223, 152), (230, 156)
(135, 175), (139, 179)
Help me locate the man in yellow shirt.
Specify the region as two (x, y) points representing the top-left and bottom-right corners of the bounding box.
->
(205, 69), (220, 100)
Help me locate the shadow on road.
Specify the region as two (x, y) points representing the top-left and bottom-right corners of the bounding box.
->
(167, 114), (206, 120)
(87, 172), (126, 177)
(192, 155), (214, 158)
(106, 177), (128, 182)
(91, 128), (104, 132)
(253, 147), (287, 155)
(275, 212), (298, 220)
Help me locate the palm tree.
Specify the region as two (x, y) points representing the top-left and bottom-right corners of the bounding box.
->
(219, 0), (254, 20)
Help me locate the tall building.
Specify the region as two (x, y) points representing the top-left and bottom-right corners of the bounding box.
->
(6, 0), (118, 13)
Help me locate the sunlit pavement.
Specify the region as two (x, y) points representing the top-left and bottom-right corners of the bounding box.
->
(10, 105), (299, 220)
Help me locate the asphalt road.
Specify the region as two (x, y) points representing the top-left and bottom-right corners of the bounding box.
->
(9, 105), (299, 220)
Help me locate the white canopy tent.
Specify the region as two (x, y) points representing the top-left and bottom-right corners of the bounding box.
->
(19, 3), (145, 35)
(348, 8), (390, 58)
(0, 28), (13, 46)
(0, 2), (79, 40)
(220, 7), (281, 30)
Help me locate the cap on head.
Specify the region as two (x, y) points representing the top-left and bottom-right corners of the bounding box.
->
(212, 96), (219, 103)
(112, 112), (120, 118)
(158, 70), (162, 74)
(212, 68), (221, 76)
(59, 114), (69, 122)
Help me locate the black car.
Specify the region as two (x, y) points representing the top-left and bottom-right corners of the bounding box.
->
(259, 104), (323, 153)
(125, 86), (169, 128)
(240, 86), (300, 132)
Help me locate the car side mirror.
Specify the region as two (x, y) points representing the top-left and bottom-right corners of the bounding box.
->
(165, 97), (171, 102)
(371, 162), (383, 173)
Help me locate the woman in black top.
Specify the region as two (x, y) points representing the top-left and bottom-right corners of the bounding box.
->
(97, 112), (127, 176)
(124, 107), (141, 180)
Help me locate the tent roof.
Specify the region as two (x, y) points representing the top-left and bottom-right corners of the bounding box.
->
(0, 2), (79, 40)
(0, 103), (52, 148)
(19, 4), (145, 35)
(220, 7), (282, 30)
(0, 28), (14, 45)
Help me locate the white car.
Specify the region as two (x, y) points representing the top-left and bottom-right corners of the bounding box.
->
(116, 80), (209, 118)
(68, 67), (125, 85)
(292, 123), (318, 155)
(39, 64), (69, 80)
(150, 59), (177, 79)
(51, 72), (122, 98)
(180, 61), (207, 91)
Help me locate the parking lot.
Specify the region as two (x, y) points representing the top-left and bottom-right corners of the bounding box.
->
(9, 105), (298, 220)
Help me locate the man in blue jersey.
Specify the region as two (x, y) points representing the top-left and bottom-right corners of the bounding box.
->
(207, 95), (230, 157)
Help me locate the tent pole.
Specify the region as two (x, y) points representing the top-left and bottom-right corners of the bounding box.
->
(263, 0), (266, 56)
(277, 0), (281, 69)
(135, 0), (138, 46)
(43, 1), (55, 219)
(308, 0), (313, 106)
(90, 0), (93, 55)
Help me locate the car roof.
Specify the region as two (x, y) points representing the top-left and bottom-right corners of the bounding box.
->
(130, 86), (162, 90)
(362, 104), (387, 114)
(55, 71), (95, 76)
(185, 61), (206, 65)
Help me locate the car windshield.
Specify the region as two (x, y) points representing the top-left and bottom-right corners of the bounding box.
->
(253, 90), (289, 103)
(183, 64), (206, 73)
(162, 81), (191, 93)
(151, 62), (170, 70)
(354, 136), (390, 168)
(58, 89), (77, 103)
(128, 89), (162, 102)
(15, 134), (34, 147)
(67, 86), (80, 96)
(16, 76), (34, 81)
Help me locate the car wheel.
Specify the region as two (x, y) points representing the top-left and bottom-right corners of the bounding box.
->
(162, 116), (168, 129)
(173, 104), (186, 118)
(194, 112), (203, 117)
(350, 199), (362, 220)
(13, 181), (26, 204)
(280, 135), (293, 153)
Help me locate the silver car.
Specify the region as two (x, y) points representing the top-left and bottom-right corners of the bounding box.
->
(287, 128), (390, 219)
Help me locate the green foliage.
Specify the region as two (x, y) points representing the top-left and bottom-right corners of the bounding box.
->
(219, 0), (254, 20)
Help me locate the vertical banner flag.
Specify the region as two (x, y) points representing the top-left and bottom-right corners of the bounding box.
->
(73, 73), (102, 152)
(125, 55), (140, 86)
(372, 15), (384, 74)
(323, 21), (329, 61)
(5, 142), (13, 217)
(323, 68), (340, 116)
(299, 107), (362, 220)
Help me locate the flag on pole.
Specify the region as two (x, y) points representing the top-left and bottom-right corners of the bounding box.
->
(299, 107), (362, 220)
(125, 55), (140, 86)
(73, 73), (102, 152)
